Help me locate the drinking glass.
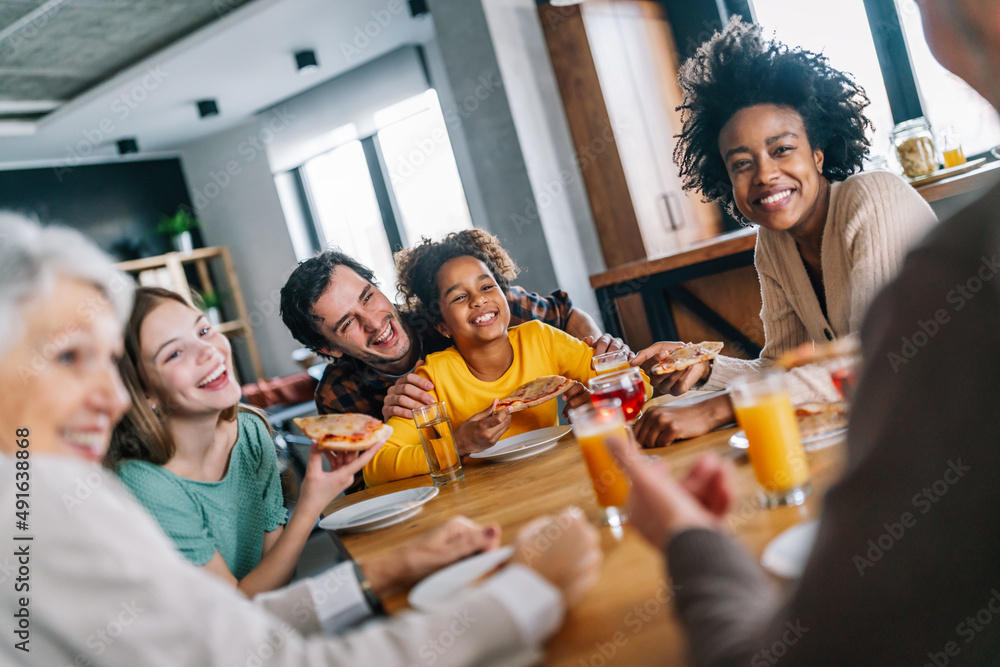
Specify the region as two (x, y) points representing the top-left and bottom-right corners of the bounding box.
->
(568, 399), (630, 526)
(589, 368), (645, 422)
(593, 350), (630, 375)
(729, 371), (812, 508)
(412, 402), (464, 486)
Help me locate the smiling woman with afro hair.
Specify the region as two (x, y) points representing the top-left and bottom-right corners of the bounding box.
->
(629, 18), (939, 449)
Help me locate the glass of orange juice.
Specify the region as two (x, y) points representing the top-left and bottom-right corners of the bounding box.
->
(568, 399), (631, 526)
(729, 371), (812, 508)
(593, 350), (630, 374)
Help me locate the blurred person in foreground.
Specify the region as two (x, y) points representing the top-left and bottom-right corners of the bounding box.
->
(608, 2), (1000, 663)
(0, 213), (602, 665)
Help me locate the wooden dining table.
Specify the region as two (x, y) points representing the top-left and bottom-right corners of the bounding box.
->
(322, 411), (846, 666)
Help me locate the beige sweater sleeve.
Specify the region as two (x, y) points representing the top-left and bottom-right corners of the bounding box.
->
(701, 239), (837, 401)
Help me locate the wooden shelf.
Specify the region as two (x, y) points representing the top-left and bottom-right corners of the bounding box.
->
(115, 246), (265, 381)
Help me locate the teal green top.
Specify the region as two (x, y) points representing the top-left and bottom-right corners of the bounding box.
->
(116, 410), (288, 579)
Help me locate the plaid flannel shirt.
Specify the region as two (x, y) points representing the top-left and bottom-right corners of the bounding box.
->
(314, 286), (574, 418)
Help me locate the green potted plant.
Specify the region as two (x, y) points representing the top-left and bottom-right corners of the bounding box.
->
(157, 207), (200, 253)
(193, 289), (225, 326)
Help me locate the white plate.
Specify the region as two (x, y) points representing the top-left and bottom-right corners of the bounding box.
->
(667, 388), (730, 408)
(319, 487), (438, 534)
(729, 427), (847, 452)
(761, 520), (820, 579)
(409, 546), (516, 611)
(469, 425), (571, 462)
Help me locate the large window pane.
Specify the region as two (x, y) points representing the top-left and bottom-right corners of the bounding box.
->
(895, 0), (1000, 156)
(377, 90), (473, 245)
(749, 0), (896, 161)
(302, 141), (398, 296)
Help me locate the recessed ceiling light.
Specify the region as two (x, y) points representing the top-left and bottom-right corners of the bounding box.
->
(295, 50), (318, 73)
(197, 99), (220, 118)
(117, 138), (139, 155)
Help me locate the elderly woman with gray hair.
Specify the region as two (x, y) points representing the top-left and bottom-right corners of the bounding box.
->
(0, 213), (601, 666)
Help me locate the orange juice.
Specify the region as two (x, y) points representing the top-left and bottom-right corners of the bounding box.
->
(734, 393), (809, 492)
(596, 361), (630, 375)
(943, 147), (966, 168)
(577, 427), (630, 507)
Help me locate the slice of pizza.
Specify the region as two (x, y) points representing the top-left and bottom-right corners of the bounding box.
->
(495, 375), (573, 413)
(776, 336), (860, 370)
(650, 341), (724, 375)
(794, 402), (849, 439)
(293, 413), (393, 451)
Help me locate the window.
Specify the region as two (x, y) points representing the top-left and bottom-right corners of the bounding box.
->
(749, 0), (897, 160)
(894, 0), (1000, 156)
(289, 90), (474, 299)
(748, 0), (1000, 161)
(378, 91), (473, 246)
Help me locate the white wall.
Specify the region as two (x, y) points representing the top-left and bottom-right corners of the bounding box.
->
(480, 0), (604, 319)
(178, 119), (301, 380)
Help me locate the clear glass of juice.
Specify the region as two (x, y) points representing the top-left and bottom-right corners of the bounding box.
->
(588, 368), (646, 422)
(412, 401), (464, 486)
(593, 349), (630, 374)
(568, 399), (631, 526)
(729, 371), (812, 508)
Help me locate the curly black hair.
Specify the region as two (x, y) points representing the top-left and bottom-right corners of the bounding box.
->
(279, 249), (377, 358)
(674, 18), (873, 218)
(394, 229), (518, 334)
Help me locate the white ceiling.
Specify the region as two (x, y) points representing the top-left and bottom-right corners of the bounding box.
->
(0, 0), (434, 167)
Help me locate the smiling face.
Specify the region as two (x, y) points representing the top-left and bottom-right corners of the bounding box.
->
(139, 299), (242, 417)
(311, 266), (414, 372)
(0, 276), (129, 461)
(719, 104), (827, 233)
(434, 256), (511, 349)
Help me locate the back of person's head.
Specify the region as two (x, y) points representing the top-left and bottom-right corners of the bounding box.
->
(107, 286), (243, 469)
(674, 18), (872, 218)
(394, 229), (518, 335)
(280, 249), (377, 358)
(0, 212), (133, 360)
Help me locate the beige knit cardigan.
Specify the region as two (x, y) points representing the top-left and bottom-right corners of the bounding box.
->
(702, 170), (938, 401)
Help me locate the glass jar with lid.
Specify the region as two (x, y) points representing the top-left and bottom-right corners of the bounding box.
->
(893, 117), (939, 178)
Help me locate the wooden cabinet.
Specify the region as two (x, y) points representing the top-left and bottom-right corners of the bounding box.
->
(115, 246), (265, 381)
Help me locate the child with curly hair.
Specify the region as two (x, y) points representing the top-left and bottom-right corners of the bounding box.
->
(363, 229), (650, 485)
(629, 18), (938, 448)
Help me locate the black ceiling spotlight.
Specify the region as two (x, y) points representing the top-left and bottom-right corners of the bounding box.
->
(295, 49), (318, 73)
(197, 99), (220, 118)
(117, 138), (139, 155)
(408, 0), (428, 16)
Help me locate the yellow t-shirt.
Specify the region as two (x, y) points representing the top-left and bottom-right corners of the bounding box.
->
(364, 320), (651, 486)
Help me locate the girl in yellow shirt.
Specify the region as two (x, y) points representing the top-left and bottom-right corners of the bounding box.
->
(364, 230), (650, 485)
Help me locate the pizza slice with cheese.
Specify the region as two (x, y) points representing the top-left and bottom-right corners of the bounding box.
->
(293, 413), (393, 451)
(495, 375), (574, 413)
(650, 341), (724, 375)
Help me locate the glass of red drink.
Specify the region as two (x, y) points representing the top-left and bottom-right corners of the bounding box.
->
(588, 368), (646, 422)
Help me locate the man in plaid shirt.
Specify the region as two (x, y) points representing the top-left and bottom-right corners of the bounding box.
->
(280, 249), (625, 423)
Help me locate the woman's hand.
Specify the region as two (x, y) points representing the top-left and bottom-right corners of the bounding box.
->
(510, 507), (602, 608)
(296, 442), (384, 516)
(561, 381), (591, 418)
(362, 516), (502, 597)
(608, 435), (731, 549)
(633, 396), (732, 448)
(454, 399), (511, 455)
(631, 342), (711, 396)
(383, 360), (436, 421)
